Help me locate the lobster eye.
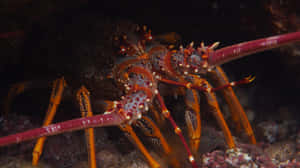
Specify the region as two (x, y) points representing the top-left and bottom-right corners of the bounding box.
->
(120, 46), (127, 54)
(144, 32), (153, 41)
(147, 34), (153, 41)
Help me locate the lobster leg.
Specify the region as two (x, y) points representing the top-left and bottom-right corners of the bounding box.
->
(136, 116), (181, 167)
(119, 124), (161, 168)
(184, 89), (201, 155)
(159, 76), (253, 93)
(171, 75), (236, 148)
(149, 104), (165, 127)
(3, 81), (29, 116)
(32, 77), (66, 166)
(76, 86), (97, 168)
(136, 116), (180, 168)
(208, 66), (256, 144)
(158, 76), (255, 149)
(202, 79), (236, 148)
(136, 116), (171, 154)
(156, 92), (198, 168)
(3, 80), (55, 117)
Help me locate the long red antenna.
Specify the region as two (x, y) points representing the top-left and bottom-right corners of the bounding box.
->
(208, 31), (300, 66)
(0, 113), (124, 147)
(0, 30), (24, 39)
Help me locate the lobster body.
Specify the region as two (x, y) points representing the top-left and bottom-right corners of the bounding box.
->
(107, 63), (156, 124)
(1, 23), (300, 168)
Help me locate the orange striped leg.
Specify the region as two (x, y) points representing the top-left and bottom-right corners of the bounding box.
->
(203, 80), (235, 148)
(3, 81), (30, 116)
(136, 116), (171, 154)
(149, 104), (165, 127)
(76, 86), (97, 168)
(156, 92), (198, 168)
(119, 124), (160, 168)
(136, 116), (180, 167)
(209, 66), (256, 144)
(184, 89), (201, 155)
(32, 77), (66, 166)
(159, 76), (253, 93)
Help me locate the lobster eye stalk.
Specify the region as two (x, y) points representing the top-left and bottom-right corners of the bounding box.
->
(208, 31), (300, 66)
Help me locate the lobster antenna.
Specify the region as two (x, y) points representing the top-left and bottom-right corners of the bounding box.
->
(209, 31), (300, 66)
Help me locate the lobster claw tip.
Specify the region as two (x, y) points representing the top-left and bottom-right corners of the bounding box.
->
(246, 75), (256, 83)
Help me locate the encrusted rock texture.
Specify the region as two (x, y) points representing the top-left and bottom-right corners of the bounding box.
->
(1, 113), (300, 168)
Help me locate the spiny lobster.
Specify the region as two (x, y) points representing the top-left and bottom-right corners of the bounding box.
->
(0, 25), (300, 168)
